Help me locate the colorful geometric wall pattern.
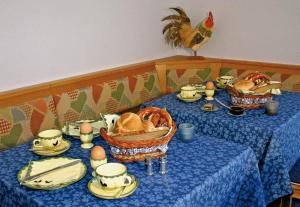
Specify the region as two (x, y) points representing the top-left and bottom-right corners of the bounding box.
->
(166, 68), (212, 92)
(1, 66), (298, 151)
(0, 96), (59, 151)
(219, 67), (300, 92)
(54, 70), (161, 126)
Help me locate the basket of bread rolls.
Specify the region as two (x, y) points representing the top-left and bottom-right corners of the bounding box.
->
(100, 107), (176, 162)
(227, 72), (281, 109)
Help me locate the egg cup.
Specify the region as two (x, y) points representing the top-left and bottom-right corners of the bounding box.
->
(205, 89), (215, 100)
(80, 131), (94, 149)
(90, 157), (107, 177)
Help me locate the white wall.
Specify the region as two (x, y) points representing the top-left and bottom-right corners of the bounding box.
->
(0, 0), (178, 92)
(0, 0), (299, 92)
(176, 0), (300, 64)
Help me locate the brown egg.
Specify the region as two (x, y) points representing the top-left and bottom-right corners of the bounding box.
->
(80, 122), (92, 133)
(91, 146), (106, 160)
(206, 81), (215, 90)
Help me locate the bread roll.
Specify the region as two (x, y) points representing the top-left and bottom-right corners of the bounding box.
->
(114, 112), (144, 135)
(234, 80), (255, 91)
(138, 107), (173, 128)
(142, 120), (156, 132)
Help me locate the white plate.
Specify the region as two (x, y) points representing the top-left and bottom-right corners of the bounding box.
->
(18, 157), (86, 190)
(176, 93), (202, 102)
(62, 120), (106, 138)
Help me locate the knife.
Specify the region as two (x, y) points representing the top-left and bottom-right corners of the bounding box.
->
(20, 159), (82, 184)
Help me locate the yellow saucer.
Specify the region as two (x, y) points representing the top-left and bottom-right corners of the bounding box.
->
(31, 139), (71, 156)
(176, 93), (202, 102)
(88, 175), (138, 199)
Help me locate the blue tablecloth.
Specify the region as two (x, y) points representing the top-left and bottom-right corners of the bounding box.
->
(142, 91), (300, 204)
(0, 133), (265, 207)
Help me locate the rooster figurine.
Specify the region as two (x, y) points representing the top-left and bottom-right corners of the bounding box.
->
(162, 7), (214, 56)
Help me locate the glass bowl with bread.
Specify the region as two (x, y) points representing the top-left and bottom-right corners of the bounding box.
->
(100, 107), (176, 162)
(227, 72), (281, 109)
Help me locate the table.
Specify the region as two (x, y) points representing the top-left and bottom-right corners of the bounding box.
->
(0, 133), (265, 207)
(142, 91), (300, 204)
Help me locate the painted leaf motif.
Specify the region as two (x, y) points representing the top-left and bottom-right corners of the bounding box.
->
(1, 123), (22, 148)
(167, 76), (178, 91)
(29, 99), (47, 113)
(128, 76), (137, 93)
(11, 108), (25, 122)
(71, 92), (87, 113)
(151, 86), (161, 97)
(112, 83), (124, 101)
(52, 95), (61, 106)
(196, 68), (211, 80)
(92, 85), (103, 104)
(120, 95), (131, 107)
(144, 75), (155, 91)
(219, 68), (232, 76)
(30, 109), (44, 135)
(176, 69), (186, 78)
(81, 105), (97, 120)
(263, 71), (275, 77)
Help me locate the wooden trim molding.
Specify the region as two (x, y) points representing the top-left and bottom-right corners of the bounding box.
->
(0, 55), (299, 107)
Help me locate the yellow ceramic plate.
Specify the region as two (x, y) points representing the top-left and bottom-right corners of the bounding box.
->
(176, 93), (202, 102)
(17, 157), (86, 190)
(88, 175), (138, 199)
(62, 120), (106, 139)
(31, 139), (71, 156)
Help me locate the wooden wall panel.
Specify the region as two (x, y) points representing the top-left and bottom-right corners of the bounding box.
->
(155, 56), (300, 94)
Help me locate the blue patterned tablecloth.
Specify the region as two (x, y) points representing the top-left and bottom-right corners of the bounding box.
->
(0, 133), (265, 207)
(142, 91), (300, 204)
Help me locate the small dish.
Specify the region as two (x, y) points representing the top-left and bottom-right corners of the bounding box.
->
(88, 175), (138, 199)
(229, 106), (244, 115)
(200, 105), (219, 112)
(30, 139), (71, 156)
(227, 111), (246, 117)
(62, 120), (106, 139)
(176, 93), (202, 102)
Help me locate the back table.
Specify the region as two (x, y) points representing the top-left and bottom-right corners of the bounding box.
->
(0, 134), (265, 207)
(142, 90), (300, 204)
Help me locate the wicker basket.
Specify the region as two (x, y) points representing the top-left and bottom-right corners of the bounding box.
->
(100, 123), (176, 162)
(227, 86), (272, 109)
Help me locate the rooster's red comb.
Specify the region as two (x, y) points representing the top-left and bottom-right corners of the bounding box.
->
(205, 11), (214, 28)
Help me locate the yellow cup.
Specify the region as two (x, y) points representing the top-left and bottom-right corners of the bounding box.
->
(32, 129), (62, 149)
(95, 163), (132, 188)
(180, 86), (197, 99)
(216, 76), (234, 87)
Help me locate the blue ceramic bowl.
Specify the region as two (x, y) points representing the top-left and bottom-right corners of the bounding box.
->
(178, 123), (195, 142)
